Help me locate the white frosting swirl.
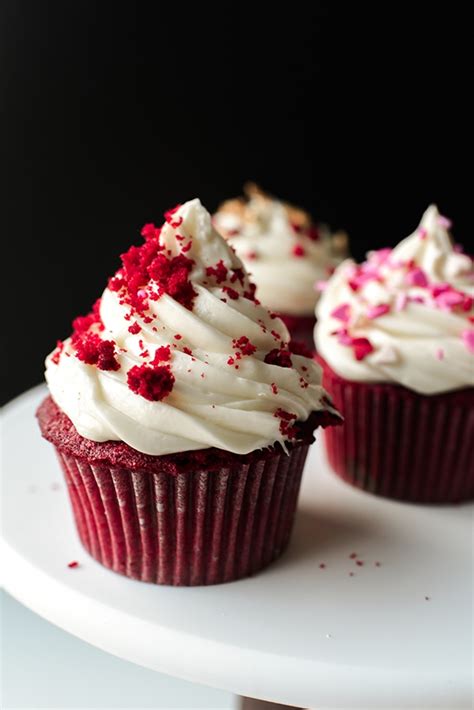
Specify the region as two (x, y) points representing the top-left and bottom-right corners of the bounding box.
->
(46, 199), (338, 455)
(214, 192), (346, 316)
(315, 205), (474, 395)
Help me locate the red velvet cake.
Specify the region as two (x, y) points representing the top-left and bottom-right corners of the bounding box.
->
(38, 198), (341, 585)
(315, 205), (474, 503)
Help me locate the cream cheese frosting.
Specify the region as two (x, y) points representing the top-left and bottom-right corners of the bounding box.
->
(46, 199), (339, 455)
(213, 184), (348, 316)
(315, 205), (474, 395)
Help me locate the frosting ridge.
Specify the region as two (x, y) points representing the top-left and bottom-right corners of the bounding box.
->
(46, 199), (338, 455)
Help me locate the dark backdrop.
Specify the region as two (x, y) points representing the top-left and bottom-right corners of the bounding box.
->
(2, 2), (472, 404)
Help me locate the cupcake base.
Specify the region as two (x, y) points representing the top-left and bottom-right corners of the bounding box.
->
(278, 313), (316, 351)
(318, 357), (474, 504)
(37, 397), (334, 585)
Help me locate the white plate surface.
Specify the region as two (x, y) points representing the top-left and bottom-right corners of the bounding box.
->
(1, 386), (472, 709)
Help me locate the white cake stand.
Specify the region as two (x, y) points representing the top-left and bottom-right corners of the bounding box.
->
(2, 386), (472, 709)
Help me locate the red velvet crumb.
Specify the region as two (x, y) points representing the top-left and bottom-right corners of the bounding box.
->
(206, 260), (228, 284)
(151, 345), (171, 364)
(128, 322), (141, 335)
(51, 340), (64, 365)
(274, 409), (297, 438)
(232, 336), (256, 356)
(292, 244), (306, 258)
(127, 363), (175, 401)
(68, 561), (79, 569)
(73, 333), (120, 371)
(222, 286), (239, 300)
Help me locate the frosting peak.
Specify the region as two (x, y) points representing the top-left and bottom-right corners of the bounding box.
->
(46, 199), (339, 455)
(214, 185), (348, 316)
(315, 205), (474, 395)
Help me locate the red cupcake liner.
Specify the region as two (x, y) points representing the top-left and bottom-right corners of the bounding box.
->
(318, 357), (474, 503)
(278, 313), (316, 351)
(55, 442), (309, 585)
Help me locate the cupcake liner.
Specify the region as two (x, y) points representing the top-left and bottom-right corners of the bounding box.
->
(278, 313), (316, 351)
(319, 358), (474, 503)
(55, 443), (309, 585)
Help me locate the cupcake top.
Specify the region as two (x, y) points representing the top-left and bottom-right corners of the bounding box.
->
(46, 199), (339, 456)
(213, 184), (348, 316)
(315, 205), (474, 395)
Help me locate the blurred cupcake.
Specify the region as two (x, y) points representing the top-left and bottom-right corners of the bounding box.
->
(38, 198), (341, 586)
(315, 205), (474, 503)
(214, 183), (348, 349)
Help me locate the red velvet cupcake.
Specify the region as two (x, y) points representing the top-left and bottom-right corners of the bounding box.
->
(315, 205), (474, 503)
(38, 199), (341, 585)
(214, 183), (348, 350)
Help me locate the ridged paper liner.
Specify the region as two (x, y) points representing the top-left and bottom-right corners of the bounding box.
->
(319, 358), (474, 503)
(56, 443), (309, 585)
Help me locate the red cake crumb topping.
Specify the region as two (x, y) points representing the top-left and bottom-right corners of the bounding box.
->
(51, 340), (64, 365)
(271, 383), (278, 394)
(264, 348), (293, 368)
(232, 336), (256, 356)
(128, 322), (141, 335)
(206, 260), (228, 283)
(222, 286), (239, 300)
(356, 560), (364, 567)
(274, 409), (297, 438)
(141, 223), (161, 241)
(230, 267), (245, 285)
(289, 340), (313, 358)
(182, 346), (193, 356)
(271, 329), (281, 341)
(73, 333), (120, 371)
(68, 561), (79, 569)
(127, 363), (175, 401)
(151, 345), (171, 364)
(72, 299), (104, 333)
(243, 283), (258, 302)
(319, 563), (326, 569)
(164, 204), (183, 228)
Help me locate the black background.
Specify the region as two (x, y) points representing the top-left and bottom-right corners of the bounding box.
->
(2, 2), (472, 404)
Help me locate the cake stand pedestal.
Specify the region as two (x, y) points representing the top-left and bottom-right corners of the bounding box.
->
(2, 386), (472, 709)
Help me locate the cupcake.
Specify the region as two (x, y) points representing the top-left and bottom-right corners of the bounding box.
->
(214, 183), (348, 349)
(315, 205), (474, 503)
(38, 199), (341, 585)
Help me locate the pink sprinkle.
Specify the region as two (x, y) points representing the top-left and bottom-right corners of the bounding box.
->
(436, 348), (445, 361)
(334, 328), (354, 345)
(418, 227), (428, 239)
(406, 267), (429, 288)
(366, 303), (390, 319)
(247, 251), (257, 260)
(430, 283), (450, 298)
(461, 329), (474, 354)
(352, 337), (374, 361)
(330, 303), (351, 323)
(68, 561), (79, 569)
(319, 563), (326, 569)
(438, 215), (452, 229)
(436, 289), (464, 310)
(395, 293), (408, 312)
